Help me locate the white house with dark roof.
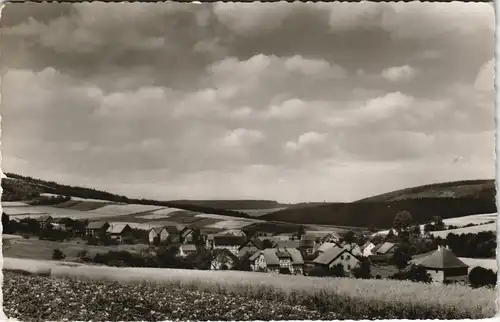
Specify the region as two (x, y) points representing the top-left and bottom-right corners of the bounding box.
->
(106, 223), (133, 243)
(412, 246), (469, 284)
(313, 247), (360, 274)
(148, 226), (180, 244)
(249, 248), (304, 275)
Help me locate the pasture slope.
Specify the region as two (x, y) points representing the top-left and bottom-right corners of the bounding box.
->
(2, 257), (496, 320)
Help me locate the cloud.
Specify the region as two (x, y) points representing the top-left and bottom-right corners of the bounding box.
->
(474, 59), (494, 92)
(219, 128), (265, 148)
(0, 2), (495, 202)
(381, 65), (418, 82)
(284, 132), (327, 153)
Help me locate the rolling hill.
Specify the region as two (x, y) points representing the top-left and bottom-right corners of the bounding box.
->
(2, 174), (496, 230)
(262, 180), (497, 229)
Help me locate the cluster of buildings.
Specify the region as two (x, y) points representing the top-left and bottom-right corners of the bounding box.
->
(24, 216), (471, 283)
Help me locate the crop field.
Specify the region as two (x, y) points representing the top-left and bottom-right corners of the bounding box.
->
(2, 258), (496, 320)
(1, 201), (30, 207)
(206, 220), (256, 230)
(459, 257), (498, 271)
(89, 204), (166, 215)
(376, 213), (497, 236)
(430, 223), (496, 238)
(3, 238), (149, 261)
(443, 213), (497, 226)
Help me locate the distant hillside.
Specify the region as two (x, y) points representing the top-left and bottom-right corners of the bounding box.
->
(168, 199), (288, 210)
(1, 173), (250, 219)
(358, 180), (496, 202)
(262, 180), (497, 229)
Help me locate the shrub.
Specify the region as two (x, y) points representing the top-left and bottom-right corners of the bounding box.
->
(52, 249), (66, 260)
(391, 265), (432, 283)
(352, 258), (371, 279)
(469, 266), (497, 288)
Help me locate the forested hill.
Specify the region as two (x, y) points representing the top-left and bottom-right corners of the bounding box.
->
(262, 180), (497, 229)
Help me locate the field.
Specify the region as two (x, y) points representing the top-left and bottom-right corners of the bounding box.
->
(375, 213), (497, 237)
(459, 257), (498, 271)
(430, 222), (496, 238)
(2, 257), (496, 320)
(3, 237), (149, 261)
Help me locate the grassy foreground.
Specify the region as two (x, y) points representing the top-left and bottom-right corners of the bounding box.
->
(2, 258), (497, 320)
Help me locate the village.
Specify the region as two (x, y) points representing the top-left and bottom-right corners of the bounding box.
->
(2, 210), (495, 287)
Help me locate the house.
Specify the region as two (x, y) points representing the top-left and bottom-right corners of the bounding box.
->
(361, 241), (377, 257)
(313, 247), (360, 274)
(249, 248), (304, 275)
(412, 246), (469, 284)
(343, 242), (362, 257)
(37, 215), (53, 229)
(238, 238), (264, 258)
(106, 223), (133, 243)
(273, 240), (301, 249)
(370, 242), (397, 262)
(148, 226), (179, 244)
(85, 221), (110, 236)
(178, 244), (197, 257)
(299, 234), (316, 255)
(210, 248), (238, 270)
(315, 242), (339, 254)
(51, 217), (74, 232)
(209, 235), (247, 255)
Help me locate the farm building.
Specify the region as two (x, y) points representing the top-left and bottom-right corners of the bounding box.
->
(106, 224), (133, 243)
(148, 226), (179, 244)
(85, 221), (110, 236)
(370, 242), (397, 262)
(361, 241), (376, 257)
(209, 235), (247, 255)
(299, 234), (316, 255)
(412, 246), (469, 284)
(37, 215), (53, 228)
(178, 244), (197, 257)
(273, 240), (301, 249)
(238, 238), (264, 257)
(313, 247), (360, 274)
(343, 242), (362, 257)
(249, 248), (304, 275)
(315, 242), (339, 254)
(210, 248), (238, 270)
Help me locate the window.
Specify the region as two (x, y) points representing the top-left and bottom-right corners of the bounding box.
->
(346, 255), (350, 260)
(347, 264), (351, 270)
(340, 255), (344, 260)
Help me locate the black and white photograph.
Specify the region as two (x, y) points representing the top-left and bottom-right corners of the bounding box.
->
(0, 1), (497, 321)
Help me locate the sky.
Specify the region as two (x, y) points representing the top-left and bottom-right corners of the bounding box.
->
(0, 2), (496, 203)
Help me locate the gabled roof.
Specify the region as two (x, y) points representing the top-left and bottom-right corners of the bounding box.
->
(180, 244), (197, 252)
(274, 240), (300, 249)
(213, 235), (246, 247)
(213, 248), (238, 260)
(37, 215), (52, 222)
(285, 247), (304, 265)
(150, 227), (162, 235)
(86, 221), (109, 230)
(376, 242), (396, 255)
(415, 247), (469, 269)
(313, 247), (346, 265)
(302, 234), (317, 241)
(238, 238), (264, 251)
(238, 246), (259, 258)
(160, 226), (180, 234)
(316, 242), (339, 253)
(106, 223), (130, 234)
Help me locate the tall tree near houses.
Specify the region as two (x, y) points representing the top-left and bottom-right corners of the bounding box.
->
(393, 210), (413, 236)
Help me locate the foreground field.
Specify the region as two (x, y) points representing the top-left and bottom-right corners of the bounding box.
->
(3, 257), (496, 319)
(4, 272), (332, 322)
